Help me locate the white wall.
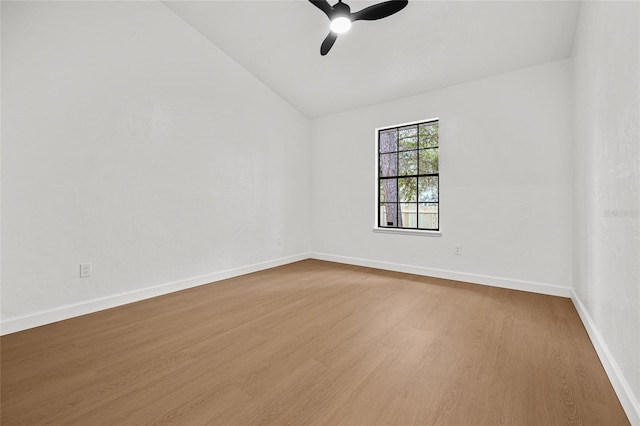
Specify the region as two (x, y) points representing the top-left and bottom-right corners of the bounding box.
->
(310, 60), (573, 294)
(1, 1), (310, 326)
(572, 0), (640, 420)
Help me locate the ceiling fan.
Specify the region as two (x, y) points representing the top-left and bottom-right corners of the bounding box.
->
(309, 0), (409, 55)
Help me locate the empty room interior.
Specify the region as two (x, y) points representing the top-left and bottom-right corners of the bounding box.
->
(1, 0), (639, 424)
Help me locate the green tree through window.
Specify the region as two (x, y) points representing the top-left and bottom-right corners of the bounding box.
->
(378, 120), (439, 230)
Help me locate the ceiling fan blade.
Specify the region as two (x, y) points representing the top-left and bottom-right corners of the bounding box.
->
(320, 32), (338, 55)
(309, 0), (333, 19)
(351, 0), (408, 22)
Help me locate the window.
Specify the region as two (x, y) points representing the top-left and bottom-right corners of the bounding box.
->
(377, 119), (439, 231)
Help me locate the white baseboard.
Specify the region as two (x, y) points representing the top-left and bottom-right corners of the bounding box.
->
(0, 253), (310, 336)
(571, 291), (640, 425)
(310, 252), (572, 297)
(0, 252), (573, 336)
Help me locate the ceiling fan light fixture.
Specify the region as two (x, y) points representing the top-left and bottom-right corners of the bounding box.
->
(309, 0), (409, 55)
(330, 16), (351, 33)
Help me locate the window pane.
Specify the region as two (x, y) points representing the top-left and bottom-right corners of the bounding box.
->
(419, 122), (439, 148)
(380, 203), (399, 227)
(418, 176), (438, 202)
(379, 129), (398, 153)
(399, 125), (418, 151)
(379, 178), (397, 203)
(400, 203), (418, 228)
(418, 148), (438, 174)
(398, 177), (417, 202)
(379, 152), (398, 177)
(398, 150), (417, 176)
(418, 203), (439, 229)
(378, 119), (439, 231)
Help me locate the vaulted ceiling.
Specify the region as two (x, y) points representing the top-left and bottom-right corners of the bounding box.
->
(163, 1), (581, 118)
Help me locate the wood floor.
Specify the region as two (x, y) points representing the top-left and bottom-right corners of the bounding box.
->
(1, 260), (629, 425)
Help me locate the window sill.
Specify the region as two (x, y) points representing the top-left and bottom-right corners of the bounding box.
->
(372, 228), (441, 237)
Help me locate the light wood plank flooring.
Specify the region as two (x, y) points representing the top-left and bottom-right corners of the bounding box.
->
(1, 260), (629, 425)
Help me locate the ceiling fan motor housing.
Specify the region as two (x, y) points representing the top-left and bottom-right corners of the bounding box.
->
(332, 1), (351, 20)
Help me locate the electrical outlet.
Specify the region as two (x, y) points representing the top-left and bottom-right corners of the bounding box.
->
(454, 245), (462, 255)
(80, 263), (92, 278)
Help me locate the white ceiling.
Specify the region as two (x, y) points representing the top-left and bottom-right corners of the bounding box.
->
(163, 0), (581, 118)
